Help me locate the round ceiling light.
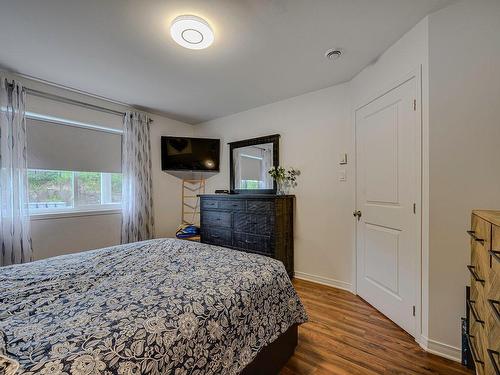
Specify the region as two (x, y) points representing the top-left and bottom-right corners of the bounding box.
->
(170, 15), (214, 50)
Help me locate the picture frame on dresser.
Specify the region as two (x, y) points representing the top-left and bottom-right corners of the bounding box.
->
(229, 134), (280, 194)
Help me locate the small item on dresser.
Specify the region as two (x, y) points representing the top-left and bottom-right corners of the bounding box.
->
(214, 189), (230, 194)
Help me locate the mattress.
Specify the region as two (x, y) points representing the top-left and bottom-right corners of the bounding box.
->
(0, 238), (307, 374)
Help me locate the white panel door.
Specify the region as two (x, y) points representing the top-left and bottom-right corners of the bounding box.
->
(355, 76), (419, 336)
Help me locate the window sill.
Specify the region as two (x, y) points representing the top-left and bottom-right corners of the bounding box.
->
(30, 208), (122, 221)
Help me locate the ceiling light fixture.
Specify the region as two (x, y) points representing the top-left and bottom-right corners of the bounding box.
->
(170, 15), (214, 50)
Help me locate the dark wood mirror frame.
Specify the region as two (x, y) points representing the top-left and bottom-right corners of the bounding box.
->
(229, 134), (280, 194)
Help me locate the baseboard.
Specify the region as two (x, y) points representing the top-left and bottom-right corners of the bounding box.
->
(419, 335), (461, 363)
(293, 271), (353, 293)
(293, 272), (461, 363)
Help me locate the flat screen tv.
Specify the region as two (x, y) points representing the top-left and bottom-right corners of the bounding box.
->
(161, 136), (220, 172)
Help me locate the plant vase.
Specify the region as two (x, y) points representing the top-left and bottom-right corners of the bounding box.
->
(276, 180), (290, 195)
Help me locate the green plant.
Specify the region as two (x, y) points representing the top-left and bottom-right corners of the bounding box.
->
(268, 166), (301, 188)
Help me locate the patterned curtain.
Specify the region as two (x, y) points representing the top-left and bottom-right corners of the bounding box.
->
(0, 78), (33, 266)
(121, 112), (155, 243)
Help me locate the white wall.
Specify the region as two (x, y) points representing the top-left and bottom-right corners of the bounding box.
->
(195, 83), (354, 290)
(11, 0), (500, 360)
(150, 113), (195, 239)
(195, 2), (500, 358)
(31, 212), (122, 260)
(2, 73), (194, 259)
(192, 15), (432, 347)
(427, 0), (500, 351)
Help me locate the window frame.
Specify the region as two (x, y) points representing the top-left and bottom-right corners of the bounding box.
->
(30, 207), (121, 221)
(28, 169), (122, 218)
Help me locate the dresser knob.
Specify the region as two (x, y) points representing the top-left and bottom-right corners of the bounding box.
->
(467, 265), (485, 284)
(467, 299), (485, 324)
(488, 299), (500, 321)
(467, 230), (485, 244)
(487, 349), (499, 374)
(489, 250), (500, 263)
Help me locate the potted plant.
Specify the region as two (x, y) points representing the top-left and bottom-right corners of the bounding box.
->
(268, 166), (301, 195)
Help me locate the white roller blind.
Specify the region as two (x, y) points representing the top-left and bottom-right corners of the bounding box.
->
(27, 93), (122, 131)
(240, 155), (262, 181)
(27, 119), (122, 173)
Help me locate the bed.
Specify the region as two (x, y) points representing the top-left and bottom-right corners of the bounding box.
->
(0, 238), (307, 375)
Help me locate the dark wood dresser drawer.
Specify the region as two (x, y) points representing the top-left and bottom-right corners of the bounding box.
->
(234, 213), (273, 235)
(219, 199), (245, 211)
(201, 199), (219, 210)
(247, 200), (274, 212)
(233, 233), (272, 255)
(202, 211), (232, 228)
(202, 228), (232, 247)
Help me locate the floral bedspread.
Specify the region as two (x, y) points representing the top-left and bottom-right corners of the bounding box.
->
(0, 239), (307, 375)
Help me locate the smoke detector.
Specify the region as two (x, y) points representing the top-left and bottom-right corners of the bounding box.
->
(325, 48), (343, 61)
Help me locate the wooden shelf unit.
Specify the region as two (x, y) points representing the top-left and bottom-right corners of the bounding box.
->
(181, 179), (205, 226)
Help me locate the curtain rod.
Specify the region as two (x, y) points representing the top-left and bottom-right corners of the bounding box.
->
(6, 82), (153, 123)
(26, 87), (125, 117)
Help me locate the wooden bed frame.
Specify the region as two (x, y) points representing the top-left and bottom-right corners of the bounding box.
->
(241, 324), (298, 375)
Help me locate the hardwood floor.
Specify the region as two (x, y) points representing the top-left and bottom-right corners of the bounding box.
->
(281, 279), (473, 375)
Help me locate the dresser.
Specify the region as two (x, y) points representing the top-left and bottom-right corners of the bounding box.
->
(467, 210), (500, 375)
(199, 194), (294, 276)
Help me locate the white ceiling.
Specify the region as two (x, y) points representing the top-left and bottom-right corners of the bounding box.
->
(0, 0), (455, 124)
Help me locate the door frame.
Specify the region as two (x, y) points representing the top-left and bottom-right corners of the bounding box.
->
(352, 66), (423, 340)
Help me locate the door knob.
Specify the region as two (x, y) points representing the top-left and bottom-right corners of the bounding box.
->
(353, 210), (362, 221)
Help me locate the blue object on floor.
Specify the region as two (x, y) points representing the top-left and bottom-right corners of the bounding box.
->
(176, 224), (200, 239)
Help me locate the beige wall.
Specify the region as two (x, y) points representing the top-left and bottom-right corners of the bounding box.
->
(195, 83), (354, 290)
(427, 0), (500, 350)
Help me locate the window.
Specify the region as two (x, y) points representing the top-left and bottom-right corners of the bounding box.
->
(24, 93), (123, 215)
(240, 180), (261, 189)
(28, 169), (122, 213)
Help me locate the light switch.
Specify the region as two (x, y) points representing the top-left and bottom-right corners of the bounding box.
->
(339, 153), (348, 165)
(339, 170), (346, 182)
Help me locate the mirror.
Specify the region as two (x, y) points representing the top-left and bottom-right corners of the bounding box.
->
(229, 134), (280, 194)
(233, 143), (274, 190)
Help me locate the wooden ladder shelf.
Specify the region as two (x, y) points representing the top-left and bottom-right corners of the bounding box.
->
(181, 179), (205, 226)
